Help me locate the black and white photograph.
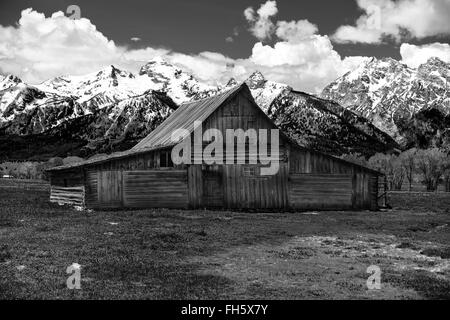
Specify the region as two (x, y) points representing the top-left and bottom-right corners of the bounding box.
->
(0, 0), (449, 307)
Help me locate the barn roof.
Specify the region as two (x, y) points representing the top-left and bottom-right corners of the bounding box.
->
(47, 83), (383, 175)
(47, 84), (244, 172)
(132, 84), (242, 151)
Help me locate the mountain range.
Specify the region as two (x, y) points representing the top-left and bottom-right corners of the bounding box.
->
(1, 56), (448, 161)
(322, 57), (450, 149)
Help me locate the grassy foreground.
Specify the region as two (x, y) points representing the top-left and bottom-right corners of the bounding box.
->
(0, 187), (449, 299)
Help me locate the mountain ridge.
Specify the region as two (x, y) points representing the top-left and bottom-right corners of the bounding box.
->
(321, 57), (450, 149)
(2, 56), (438, 160)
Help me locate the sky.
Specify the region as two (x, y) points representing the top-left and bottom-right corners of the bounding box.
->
(0, 0), (450, 93)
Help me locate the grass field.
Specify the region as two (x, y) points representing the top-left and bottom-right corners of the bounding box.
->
(0, 185), (449, 299)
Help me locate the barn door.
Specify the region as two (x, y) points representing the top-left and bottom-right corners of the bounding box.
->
(97, 171), (123, 208)
(202, 165), (224, 208)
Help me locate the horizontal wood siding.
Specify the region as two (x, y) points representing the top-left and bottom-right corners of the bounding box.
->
(123, 170), (188, 208)
(289, 174), (353, 210)
(50, 185), (85, 207)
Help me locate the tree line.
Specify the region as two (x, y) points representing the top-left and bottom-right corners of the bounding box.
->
(342, 148), (450, 192)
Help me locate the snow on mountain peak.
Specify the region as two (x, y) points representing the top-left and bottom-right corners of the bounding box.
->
(225, 78), (238, 87)
(0, 74), (22, 90)
(321, 56), (450, 147)
(138, 57), (217, 104)
(246, 71), (266, 89)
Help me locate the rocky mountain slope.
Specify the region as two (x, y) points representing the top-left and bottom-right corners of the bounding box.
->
(321, 57), (450, 149)
(268, 90), (398, 156)
(1, 58), (399, 160)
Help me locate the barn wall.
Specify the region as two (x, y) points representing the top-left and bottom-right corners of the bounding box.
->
(289, 174), (353, 210)
(199, 91), (288, 163)
(82, 168), (189, 209)
(187, 164), (289, 210)
(289, 147), (378, 210)
(123, 170), (188, 208)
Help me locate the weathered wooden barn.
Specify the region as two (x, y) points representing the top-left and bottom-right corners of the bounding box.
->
(47, 83), (383, 211)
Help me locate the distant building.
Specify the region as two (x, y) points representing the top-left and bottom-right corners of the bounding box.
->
(47, 83), (383, 211)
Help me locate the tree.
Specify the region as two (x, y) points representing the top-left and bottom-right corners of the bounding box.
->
(441, 155), (450, 192)
(415, 148), (446, 191)
(368, 153), (405, 190)
(399, 148), (417, 191)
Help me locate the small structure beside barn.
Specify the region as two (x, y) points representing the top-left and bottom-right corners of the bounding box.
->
(47, 83), (383, 211)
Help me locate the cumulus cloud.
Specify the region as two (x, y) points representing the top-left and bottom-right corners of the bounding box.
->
(244, 0), (278, 40)
(0, 7), (369, 94)
(239, 1), (370, 92)
(275, 20), (319, 43)
(332, 0), (450, 44)
(0, 8), (126, 83)
(400, 42), (450, 68)
(130, 37), (141, 42)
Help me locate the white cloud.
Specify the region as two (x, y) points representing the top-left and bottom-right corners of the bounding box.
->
(400, 43), (450, 68)
(248, 37), (368, 92)
(332, 0), (450, 44)
(0, 8), (126, 83)
(275, 20), (318, 43)
(130, 37), (141, 42)
(244, 0), (278, 40)
(0, 7), (369, 94)
(239, 1), (370, 92)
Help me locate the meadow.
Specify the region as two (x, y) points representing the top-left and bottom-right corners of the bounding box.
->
(1, 181), (449, 299)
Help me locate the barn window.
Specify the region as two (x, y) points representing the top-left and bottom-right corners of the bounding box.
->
(63, 178), (68, 187)
(246, 115), (256, 128)
(243, 166), (258, 177)
(160, 151), (173, 167)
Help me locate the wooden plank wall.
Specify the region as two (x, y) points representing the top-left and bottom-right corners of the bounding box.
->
(84, 168), (98, 208)
(289, 147), (377, 210)
(289, 174), (353, 210)
(123, 170), (188, 208)
(50, 185), (85, 207)
(222, 164), (289, 209)
(97, 170), (123, 208)
(187, 165), (203, 208)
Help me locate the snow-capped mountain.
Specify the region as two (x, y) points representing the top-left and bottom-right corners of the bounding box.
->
(268, 90), (398, 156)
(321, 57), (450, 148)
(138, 57), (219, 104)
(0, 57), (401, 160)
(0, 74), (22, 90)
(245, 71), (291, 112)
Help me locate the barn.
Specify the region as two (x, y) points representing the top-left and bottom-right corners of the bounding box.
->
(47, 83), (383, 211)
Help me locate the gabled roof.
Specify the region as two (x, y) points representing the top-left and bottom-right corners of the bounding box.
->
(132, 84), (243, 151)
